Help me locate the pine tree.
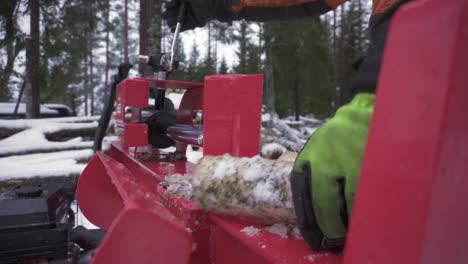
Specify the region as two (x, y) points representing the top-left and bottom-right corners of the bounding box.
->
(233, 21), (249, 73)
(263, 22), (275, 112)
(218, 57), (229, 74)
(0, 0), (24, 101)
(336, 1), (370, 105)
(140, 0), (162, 76)
(186, 42), (203, 82)
(270, 18), (333, 118)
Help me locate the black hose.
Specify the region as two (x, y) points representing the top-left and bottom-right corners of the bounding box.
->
(94, 63), (133, 152)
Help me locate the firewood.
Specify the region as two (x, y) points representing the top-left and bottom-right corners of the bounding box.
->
(192, 155), (296, 224)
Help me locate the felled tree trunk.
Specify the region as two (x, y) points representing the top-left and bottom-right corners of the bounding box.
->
(45, 127), (97, 141)
(193, 155), (296, 224)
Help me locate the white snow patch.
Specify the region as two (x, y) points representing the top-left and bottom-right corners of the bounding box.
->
(0, 159), (86, 180)
(212, 158), (236, 180)
(186, 145), (203, 163)
(0, 149), (93, 167)
(0, 118), (97, 132)
(292, 226), (303, 240)
(0, 103), (58, 115)
(243, 156), (269, 181)
(252, 179), (282, 207)
(102, 135), (120, 151)
(262, 112), (271, 122)
(301, 127), (319, 138)
(0, 129), (94, 153)
(0, 129), (48, 146)
(167, 92), (184, 109)
(307, 255), (317, 262)
(72, 201), (98, 230)
(267, 223), (288, 239)
(241, 226), (261, 237)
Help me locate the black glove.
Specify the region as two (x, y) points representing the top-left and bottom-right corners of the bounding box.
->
(162, 0), (234, 32)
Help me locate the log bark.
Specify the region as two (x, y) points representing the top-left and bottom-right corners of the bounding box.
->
(45, 127), (97, 141)
(193, 155), (296, 224)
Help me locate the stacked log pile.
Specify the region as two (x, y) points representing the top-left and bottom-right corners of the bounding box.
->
(0, 116), (116, 190)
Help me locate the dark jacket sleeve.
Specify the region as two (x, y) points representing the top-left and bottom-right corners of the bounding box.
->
(231, 0), (346, 21)
(235, 2), (330, 21)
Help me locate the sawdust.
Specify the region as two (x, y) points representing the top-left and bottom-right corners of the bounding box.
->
(241, 226), (261, 237)
(161, 173), (193, 200)
(266, 223), (288, 239)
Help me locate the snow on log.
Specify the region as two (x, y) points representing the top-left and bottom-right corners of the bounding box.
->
(0, 159), (86, 180)
(193, 154), (296, 224)
(0, 149), (94, 169)
(0, 149), (92, 192)
(0, 117), (103, 139)
(261, 135), (303, 152)
(0, 129), (93, 157)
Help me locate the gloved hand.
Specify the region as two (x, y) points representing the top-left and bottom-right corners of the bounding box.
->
(162, 0), (234, 32)
(290, 93), (374, 251)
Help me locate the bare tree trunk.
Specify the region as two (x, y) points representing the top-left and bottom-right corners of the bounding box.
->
(358, 0), (363, 51)
(207, 22), (212, 64)
(139, 0), (162, 76)
(84, 53), (88, 116)
(90, 47), (94, 116)
(124, 0), (129, 63)
(26, 0), (40, 119)
(0, 43), (17, 101)
(238, 21), (248, 73)
(104, 1), (110, 101)
(14, 80), (26, 117)
(70, 91), (77, 116)
(263, 23), (275, 112)
(0, 0), (22, 101)
(293, 79), (300, 121)
(331, 10), (340, 111)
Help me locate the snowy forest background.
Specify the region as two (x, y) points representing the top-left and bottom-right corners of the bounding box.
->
(0, 0), (372, 120)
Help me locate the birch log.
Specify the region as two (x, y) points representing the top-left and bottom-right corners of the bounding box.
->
(193, 155), (296, 224)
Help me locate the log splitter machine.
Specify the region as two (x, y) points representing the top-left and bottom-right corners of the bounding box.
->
(77, 0), (468, 263)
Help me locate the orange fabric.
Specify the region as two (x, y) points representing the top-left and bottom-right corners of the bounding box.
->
(232, 0), (348, 11)
(372, 0), (399, 15)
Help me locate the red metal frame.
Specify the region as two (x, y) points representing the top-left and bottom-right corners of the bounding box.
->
(77, 1), (468, 262)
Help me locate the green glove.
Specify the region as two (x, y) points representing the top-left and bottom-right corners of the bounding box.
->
(290, 93), (374, 251)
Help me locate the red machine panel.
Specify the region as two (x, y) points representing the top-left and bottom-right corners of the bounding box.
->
(345, 0), (468, 263)
(203, 74), (263, 157)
